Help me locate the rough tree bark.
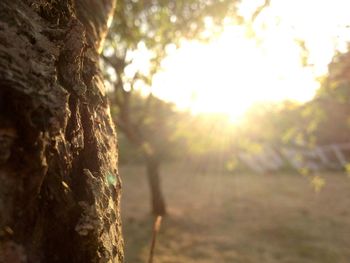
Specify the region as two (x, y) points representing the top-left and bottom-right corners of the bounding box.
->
(145, 155), (166, 216)
(0, 0), (123, 262)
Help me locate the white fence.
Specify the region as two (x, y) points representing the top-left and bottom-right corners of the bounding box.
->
(238, 143), (350, 173)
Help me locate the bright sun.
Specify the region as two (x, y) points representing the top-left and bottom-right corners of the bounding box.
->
(152, 28), (318, 122)
(135, 0), (350, 122)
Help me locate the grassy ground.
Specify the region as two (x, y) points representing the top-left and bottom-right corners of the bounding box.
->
(120, 163), (350, 263)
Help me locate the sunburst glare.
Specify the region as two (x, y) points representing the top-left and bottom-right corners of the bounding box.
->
(149, 0), (350, 122)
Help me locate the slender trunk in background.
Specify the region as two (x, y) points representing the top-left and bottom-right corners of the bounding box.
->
(145, 156), (166, 216)
(0, 0), (123, 262)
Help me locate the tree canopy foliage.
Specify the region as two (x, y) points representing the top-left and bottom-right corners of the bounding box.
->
(103, 0), (350, 173)
(302, 47), (350, 146)
(102, 0), (249, 160)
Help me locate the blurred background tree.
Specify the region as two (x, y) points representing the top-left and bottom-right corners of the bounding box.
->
(102, 0), (350, 217)
(302, 48), (350, 147)
(102, 0), (270, 215)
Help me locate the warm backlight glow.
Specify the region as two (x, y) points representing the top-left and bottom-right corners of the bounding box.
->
(152, 30), (318, 121)
(144, 0), (350, 122)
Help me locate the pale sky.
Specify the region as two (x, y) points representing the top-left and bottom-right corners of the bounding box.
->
(128, 0), (350, 121)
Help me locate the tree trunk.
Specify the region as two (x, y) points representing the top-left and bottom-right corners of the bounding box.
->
(0, 0), (123, 262)
(145, 156), (166, 216)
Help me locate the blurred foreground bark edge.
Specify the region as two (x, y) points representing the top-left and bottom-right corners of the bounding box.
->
(0, 0), (124, 262)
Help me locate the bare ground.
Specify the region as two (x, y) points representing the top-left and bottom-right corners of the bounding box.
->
(120, 163), (350, 263)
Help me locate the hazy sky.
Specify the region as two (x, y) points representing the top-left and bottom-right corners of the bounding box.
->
(128, 0), (350, 121)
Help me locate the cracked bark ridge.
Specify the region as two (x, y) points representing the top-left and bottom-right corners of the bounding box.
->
(0, 0), (123, 262)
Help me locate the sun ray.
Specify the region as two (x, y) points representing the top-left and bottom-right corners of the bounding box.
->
(149, 0), (350, 122)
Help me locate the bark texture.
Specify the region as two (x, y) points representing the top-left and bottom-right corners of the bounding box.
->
(0, 0), (123, 262)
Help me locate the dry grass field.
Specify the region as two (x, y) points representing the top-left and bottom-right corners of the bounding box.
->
(120, 163), (350, 263)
